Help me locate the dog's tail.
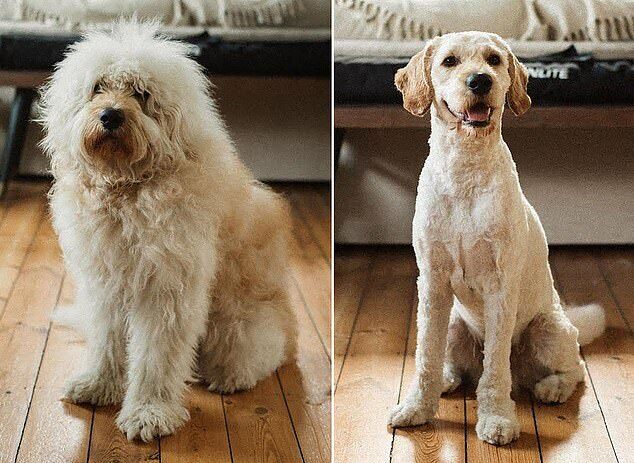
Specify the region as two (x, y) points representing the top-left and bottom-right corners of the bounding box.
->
(566, 303), (606, 346)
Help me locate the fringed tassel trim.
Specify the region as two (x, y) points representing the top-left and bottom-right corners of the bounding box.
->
(336, 0), (444, 40)
(591, 15), (634, 41)
(564, 0), (634, 41)
(336, 0), (541, 40)
(19, 5), (86, 30)
(224, 0), (305, 27)
(557, 15), (634, 41)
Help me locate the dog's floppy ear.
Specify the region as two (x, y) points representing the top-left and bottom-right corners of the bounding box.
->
(505, 48), (531, 116)
(395, 38), (437, 117)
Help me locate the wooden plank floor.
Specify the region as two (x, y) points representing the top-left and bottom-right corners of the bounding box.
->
(335, 245), (633, 463)
(0, 179), (331, 463)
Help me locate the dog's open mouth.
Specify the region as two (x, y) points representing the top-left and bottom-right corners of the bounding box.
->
(444, 101), (492, 127)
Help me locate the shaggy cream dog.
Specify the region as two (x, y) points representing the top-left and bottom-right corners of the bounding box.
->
(38, 21), (296, 442)
(388, 31), (605, 445)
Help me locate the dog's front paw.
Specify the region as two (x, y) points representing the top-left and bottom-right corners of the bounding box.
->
(63, 372), (123, 406)
(388, 400), (435, 428)
(476, 413), (520, 445)
(116, 400), (189, 442)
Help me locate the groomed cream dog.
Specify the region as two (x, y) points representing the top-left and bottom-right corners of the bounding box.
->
(388, 31), (605, 445)
(39, 21), (296, 442)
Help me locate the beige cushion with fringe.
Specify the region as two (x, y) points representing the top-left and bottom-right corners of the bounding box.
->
(335, 0), (634, 41)
(0, 0), (210, 26)
(184, 0), (328, 27)
(222, 0), (302, 26)
(0, 0), (328, 28)
(154, 0), (328, 27)
(334, 0), (545, 40)
(534, 0), (634, 41)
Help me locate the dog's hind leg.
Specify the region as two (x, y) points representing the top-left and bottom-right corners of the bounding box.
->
(198, 291), (296, 394)
(521, 306), (584, 404)
(443, 308), (483, 393)
(199, 185), (296, 394)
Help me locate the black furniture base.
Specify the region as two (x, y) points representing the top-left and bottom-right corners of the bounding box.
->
(0, 88), (36, 197)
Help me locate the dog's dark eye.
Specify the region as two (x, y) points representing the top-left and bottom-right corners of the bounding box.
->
(442, 55), (458, 67)
(487, 54), (501, 66)
(93, 83), (102, 94)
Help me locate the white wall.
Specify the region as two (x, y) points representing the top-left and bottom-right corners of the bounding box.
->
(1, 76), (331, 181)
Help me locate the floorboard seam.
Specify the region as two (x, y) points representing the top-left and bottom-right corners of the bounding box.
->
(291, 275), (330, 360)
(10, 218), (59, 462)
(580, 350), (620, 463)
(13, 322), (54, 463)
(290, 194), (330, 265)
(334, 251), (376, 392)
(0, 202), (46, 321)
(13, 274), (64, 463)
(530, 394), (544, 463)
(463, 388), (468, 463)
(388, 286), (416, 463)
(84, 406), (95, 463)
(221, 395), (235, 463)
(594, 254), (633, 335)
(277, 371), (306, 463)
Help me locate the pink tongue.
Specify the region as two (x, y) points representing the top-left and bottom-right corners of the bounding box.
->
(466, 106), (490, 122)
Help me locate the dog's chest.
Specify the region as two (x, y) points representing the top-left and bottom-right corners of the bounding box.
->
(417, 185), (503, 240)
(449, 236), (498, 304)
(62, 189), (162, 272)
(416, 190), (507, 323)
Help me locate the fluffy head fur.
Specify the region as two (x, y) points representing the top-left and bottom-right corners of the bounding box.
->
(395, 31), (531, 138)
(39, 21), (296, 442)
(39, 20), (222, 185)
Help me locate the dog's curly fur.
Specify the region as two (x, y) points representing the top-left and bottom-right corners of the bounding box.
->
(388, 31), (605, 446)
(38, 21), (296, 442)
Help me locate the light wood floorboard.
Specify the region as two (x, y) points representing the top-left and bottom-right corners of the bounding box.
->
(335, 245), (633, 463)
(0, 180), (330, 463)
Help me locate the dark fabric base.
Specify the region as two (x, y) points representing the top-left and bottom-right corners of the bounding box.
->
(0, 31), (330, 77)
(335, 46), (634, 105)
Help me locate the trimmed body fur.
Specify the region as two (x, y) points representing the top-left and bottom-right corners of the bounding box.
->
(388, 31), (605, 446)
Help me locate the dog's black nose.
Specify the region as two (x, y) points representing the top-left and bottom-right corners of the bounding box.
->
(99, 107), (124, 131)
(466, 73), (493, 95)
